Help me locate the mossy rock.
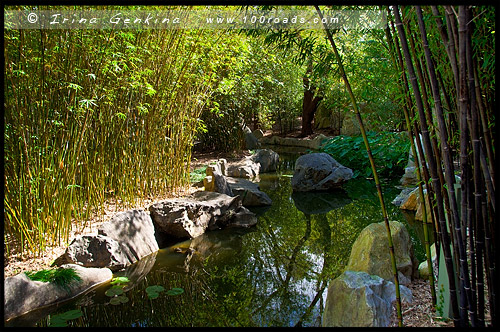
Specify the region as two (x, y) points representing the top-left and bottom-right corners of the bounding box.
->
(345, 221), (418, 285)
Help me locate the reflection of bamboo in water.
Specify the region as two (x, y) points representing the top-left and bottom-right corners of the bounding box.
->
(295, 214), (331, 327)
(251, 214), (311, 317)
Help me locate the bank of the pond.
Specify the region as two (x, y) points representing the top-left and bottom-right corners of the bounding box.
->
(4, 147), (452, 327)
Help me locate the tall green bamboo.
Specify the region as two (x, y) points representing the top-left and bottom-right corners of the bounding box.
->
(314, 5), (403, 327)
(3, 6), (233, 257)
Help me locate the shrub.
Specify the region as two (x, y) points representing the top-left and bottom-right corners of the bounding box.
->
(319, 131), (410, 179)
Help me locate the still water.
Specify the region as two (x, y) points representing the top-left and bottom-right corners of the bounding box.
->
(8, 150), (427, 327)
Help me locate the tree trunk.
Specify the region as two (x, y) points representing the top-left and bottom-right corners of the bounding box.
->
(301, 55), (322, 137)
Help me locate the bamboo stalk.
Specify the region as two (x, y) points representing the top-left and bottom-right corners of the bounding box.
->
(417, 6), (477, 325)
(385, 12), (437, 306)
(393, 5), (461, 326)
(315, 5), (403, 327)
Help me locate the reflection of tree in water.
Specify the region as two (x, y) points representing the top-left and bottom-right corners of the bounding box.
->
(31, 176), (418, 327)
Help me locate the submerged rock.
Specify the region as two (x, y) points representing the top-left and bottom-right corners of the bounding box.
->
(291, 153), (353, 192)
(322, 271), (412, 327)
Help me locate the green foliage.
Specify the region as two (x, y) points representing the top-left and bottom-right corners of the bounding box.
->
(320, 131), (410, 178)
(48, 309), (83, 327)
(166, 287), (185, 296)
(146, 285), (165, 299)
(109, 296), (130, 305)
(105, 286), (124, 297)
(25, 267), (81, 291)
(197, 34), (303, 151)
(189, 166), (208, 183)
(110, 276), (130, 285)
(4, 6), (235, 257)
(105, 276), (130, 305)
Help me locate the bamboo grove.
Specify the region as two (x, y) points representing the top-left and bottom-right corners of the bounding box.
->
(3, 4), (496, 327)
(4, 6), (241, 256)
(384, 6), (495, 327)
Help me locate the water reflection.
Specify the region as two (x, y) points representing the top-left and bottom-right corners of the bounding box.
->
(9, 152), (428, 327)
(291, 190), (352, 215)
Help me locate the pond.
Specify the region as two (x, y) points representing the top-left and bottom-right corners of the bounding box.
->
(7, 149), (429, 327)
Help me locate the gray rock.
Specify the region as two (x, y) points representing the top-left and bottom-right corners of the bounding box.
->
(391, 187), (416, 207)
(149, 191), (257, 239)
(400, 166), (418, 186)
(53, 234), (130, 271)
(226, 158), (260, 179)
(258, 135), (330, 150)
(291, 153), (353, 192)
(399, 134), (425, 186)
(322, 271), (412, 327)
(4, 264), (112, 321)
(98, 209), (159, 265)
(226, 177), (272, 206)
(243, 125), (260, 150)
(203, 161), (233, 196)
(250, 149), (279, 173)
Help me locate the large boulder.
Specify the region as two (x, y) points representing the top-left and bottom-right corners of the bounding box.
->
(226, 158), (260, 179)
(291, 153), (353, 192)
(53, 234), (131, 271)
(4, 264), (112, 321)
(345, 221), (419, 285)
(149, 191), (257, 239)
(53, 209), (160, 271)
(250, 149), (279, 173)
(322, 271), (412, 327)
(98, 209), (159, 264)
(226, 177), (272, 206)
